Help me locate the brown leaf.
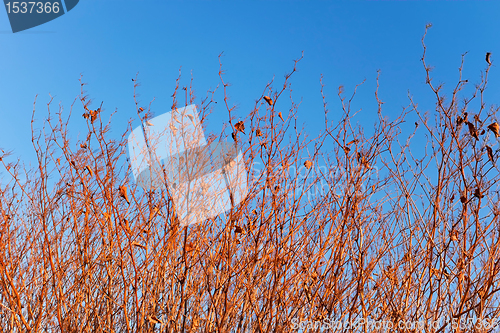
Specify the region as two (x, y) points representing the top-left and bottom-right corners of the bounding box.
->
(85, 165), (93, 177)
(456, 116), (464, 127)
(56, 158), (60, 165)
(185, 242), (195, 252)
(467, 122), (479, 140)
(278, 112), (284, 122)
(486, 145), (495, 164)
(486, 52), (492, 65)
(147, 315), (162, 324)
(119, 185), (130, 204)
(234, 225), (244, 234)
(231, 132), (237, 142)
(90, 110), (98, 123)
(304, 160), (313, 169)
(263, 96), (273, 106)
(460, 191), (467, 203)
(132, 241), (146, 249)
(487, 122), (499, 137)
(235, 121), (245, 134)
(255, 128), (262, 137)
(474, 188), (484, 199)
(80, 143), (87, 149)
(138, 107), (144, 112)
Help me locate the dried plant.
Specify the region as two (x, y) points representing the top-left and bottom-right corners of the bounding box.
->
(1, 27), (500, 332)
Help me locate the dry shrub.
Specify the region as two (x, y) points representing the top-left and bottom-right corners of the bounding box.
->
(1, 27), (499, 332)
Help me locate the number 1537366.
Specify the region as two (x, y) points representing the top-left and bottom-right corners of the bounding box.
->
(5, 2), (60, 14)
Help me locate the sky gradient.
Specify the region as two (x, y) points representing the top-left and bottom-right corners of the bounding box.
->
(1, 1), (499, 173)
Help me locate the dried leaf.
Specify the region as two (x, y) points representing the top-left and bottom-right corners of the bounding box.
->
(234, 225), (244, 234)
(486, 145), (494, 164)
(304, 160), (313, 169)
(85, 165), (93, 177)
(460, 191), (467, 203)
(235, 121), (245, 134)
(185, 242), (195, 252)
(263, 96), (273, 106)
(90, 110), (98, 123)
(132, 241), (146, 249)
(147, 315), (162, 324)
(278, 112), (284, 122)
(488, 122), (499, 137)
(119, 185), (130, 205)
(169, 123), (178, 136)
(486, 52), (492, 65)
(467, 122), (479, 140)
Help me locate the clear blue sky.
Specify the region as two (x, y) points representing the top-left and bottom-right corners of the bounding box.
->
(1, 1), (499, 171)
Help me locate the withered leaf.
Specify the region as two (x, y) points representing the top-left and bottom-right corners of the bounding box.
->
(488, 122), (499, 138)
(119, 185), (130, 205)
(278, 112), (284, 122)
(263, 96), (273, 106)
(460, 191), (467, 203)
(467, 122), (479, 140)
(132, 241), (146, 249)
(486, 145), (494, 164)
(85, 165), (93, 177)
(235, 121), (245, 134)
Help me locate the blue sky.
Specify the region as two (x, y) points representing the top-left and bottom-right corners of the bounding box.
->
(1, 1), (499, 173)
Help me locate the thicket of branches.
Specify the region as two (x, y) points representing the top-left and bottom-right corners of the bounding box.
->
(1, 27), (500, 332)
